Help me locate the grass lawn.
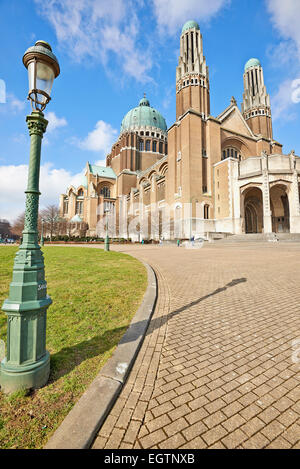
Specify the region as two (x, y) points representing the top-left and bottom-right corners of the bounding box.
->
(0, 246), (147, 449)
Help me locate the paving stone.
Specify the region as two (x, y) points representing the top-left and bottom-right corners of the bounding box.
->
(158, 433), (186, 449)
(242, 432), (270, 449)
(221, 429), (248, 448)
(281, 423), (300, 445)
(92, 244), (300, 450)
(222, 414), (246, 432)
(261, 421), (286, 442)
(164, 417), (189, 437)
(139, 429), (166, 449)
(202, 425), (228, 446)
(241, 417), (265, 437)
(182, 421), (208, 441)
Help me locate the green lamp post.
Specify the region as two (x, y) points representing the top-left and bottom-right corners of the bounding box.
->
(0, 41), (60, 394)
(104, 207), (110, 252)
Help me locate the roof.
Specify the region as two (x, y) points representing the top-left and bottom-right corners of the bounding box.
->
(182, 20), (200, 33)
(244, 58), (261, 71)
(88, 164), (116, 179)
(121, 96), (167, 134)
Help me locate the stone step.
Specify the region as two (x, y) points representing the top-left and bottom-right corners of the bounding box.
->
(216, 233), (300, 243)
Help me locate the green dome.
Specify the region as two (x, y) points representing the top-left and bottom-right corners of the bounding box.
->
(182, 20), (200, 33)
(121, 96), (167, 133)
(71, 214), (83, 223)
(244, 58), (261, 71)
(139, 96), (150, 106)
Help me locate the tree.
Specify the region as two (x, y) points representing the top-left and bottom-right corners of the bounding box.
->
(40, 205), (61, 241)
(0, 219), (12, 238)
(11, 213), (25, 238)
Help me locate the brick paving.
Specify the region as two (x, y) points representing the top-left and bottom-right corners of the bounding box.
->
(92, 242), (300, 449)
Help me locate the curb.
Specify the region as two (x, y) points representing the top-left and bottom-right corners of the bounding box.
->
(44, 262), (157, 449)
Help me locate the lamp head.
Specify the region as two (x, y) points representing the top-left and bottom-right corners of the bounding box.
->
(23, 40), (60, 111)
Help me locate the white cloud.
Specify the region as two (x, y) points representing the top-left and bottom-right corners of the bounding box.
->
(0, 163), (84, 222)
(10, 95), (26, 112)
(271, 79), (297, 121)
(266, 0), (300, 60)
(265, 0), (300, 122)
(0, 93), (26, 114)
(34, 0), (153, 82)
(292, 79), (300, 103)
(94, 159), (107, 167)
(0, 79), (6, 104)
(45, 111), (67, 133)
(152, 0), (230, 35)
(72, 120), (118, 154)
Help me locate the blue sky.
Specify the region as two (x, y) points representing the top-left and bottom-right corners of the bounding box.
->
(0, 0), (300, 222)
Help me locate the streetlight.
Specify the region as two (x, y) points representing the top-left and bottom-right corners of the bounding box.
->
(0, 41), (60, 393)
(104, 207), (111, 252)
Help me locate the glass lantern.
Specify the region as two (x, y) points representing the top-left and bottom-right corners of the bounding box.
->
(23, 40), (60, 112)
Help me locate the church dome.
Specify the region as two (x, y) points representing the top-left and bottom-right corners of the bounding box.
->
(182, 20), (200, 33)
(121, 96), (167, 134)
(244, 58), (261, 71)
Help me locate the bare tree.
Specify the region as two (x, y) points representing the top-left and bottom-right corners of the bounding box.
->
(40, 205), (61, 241)
(11, 212), (25, 238)
(0, 219), (12, 238)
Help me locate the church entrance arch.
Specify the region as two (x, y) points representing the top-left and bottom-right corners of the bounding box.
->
(270, 184), (290, 233)
(242, 187), (263, 233)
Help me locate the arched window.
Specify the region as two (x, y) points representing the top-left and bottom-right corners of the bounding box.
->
(78, 189), (84, 197)
(63, 197), (69, 215)
(76, 200), (83, 215)
(204, 204), (210, 220)
(100, 186), (111, 198)
(146, 140), (151, 151)
(139, 140), (144, 151)
(159, 142), (163, 154)
(153, 140), (157, 152)
(222, 147), (242, 161)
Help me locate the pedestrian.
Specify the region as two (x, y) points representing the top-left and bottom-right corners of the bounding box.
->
(177, 239), (180, 247)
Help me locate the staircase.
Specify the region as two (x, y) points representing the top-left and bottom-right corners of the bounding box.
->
(216, 233), (300, 243)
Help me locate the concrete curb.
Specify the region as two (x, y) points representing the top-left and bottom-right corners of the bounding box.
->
(44, 262), (157, 449)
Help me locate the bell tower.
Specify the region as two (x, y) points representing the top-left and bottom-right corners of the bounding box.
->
(176, 20), (210, 120)
(242, 58), (273, 139)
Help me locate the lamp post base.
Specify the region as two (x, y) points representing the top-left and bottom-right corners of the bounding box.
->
(104, 236), (110, 251)
(0, 351), (50, 394)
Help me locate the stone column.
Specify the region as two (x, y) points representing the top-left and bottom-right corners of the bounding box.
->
(139, 183), (146, 241)
(262, 153), (272, 233)
(289, 152), (300, 233)
(232, 161), (243, 234)
(150, 175), (159, 240)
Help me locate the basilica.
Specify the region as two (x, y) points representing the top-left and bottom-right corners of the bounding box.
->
(59, 20), (300, 240)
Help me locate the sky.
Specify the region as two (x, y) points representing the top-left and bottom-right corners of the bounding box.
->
(0, 0), (300, 222)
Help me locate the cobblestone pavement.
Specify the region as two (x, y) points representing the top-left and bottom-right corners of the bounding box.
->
(92, 242), (300, 449)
